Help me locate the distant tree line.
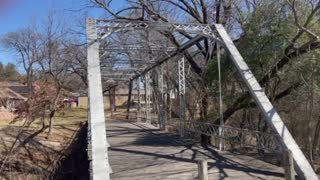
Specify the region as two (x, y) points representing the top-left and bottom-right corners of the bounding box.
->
(0, 62), (20, 81)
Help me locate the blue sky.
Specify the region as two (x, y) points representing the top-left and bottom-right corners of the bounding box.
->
(0, 0), (123, 66)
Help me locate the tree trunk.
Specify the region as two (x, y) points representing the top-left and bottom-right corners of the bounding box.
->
(307, 60), (315, 163)
(109, 90), (113, 117)
(153, 89), (160, 114)
(199, 84), (208, 120)
(42, 108), (46, 129)
(257, 113), (268, 156)
(110, 87), (116, 112)
(48, 87), (61, 138)
(26, 67), (34, 95)
(312, 117), (320, 157)
(126, 80), (132, 119)
(202, 94), (208, 118)
(48, 110), (55, 137)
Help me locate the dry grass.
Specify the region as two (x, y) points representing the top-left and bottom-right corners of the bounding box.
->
(0, 108), (88, 128)
(0, 119), (16, 127)
(55, 108), (88, 122)
(0, 108), (87, 179)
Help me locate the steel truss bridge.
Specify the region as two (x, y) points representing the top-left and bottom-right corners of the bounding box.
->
(86, 18), (318, 180)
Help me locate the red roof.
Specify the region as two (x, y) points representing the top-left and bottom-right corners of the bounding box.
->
(0, 81), (24, 87)
(0, 88), (26, 100)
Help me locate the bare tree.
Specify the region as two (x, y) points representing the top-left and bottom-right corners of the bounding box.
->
(1, 25), (43, 93)
(39, 13), (69, 137)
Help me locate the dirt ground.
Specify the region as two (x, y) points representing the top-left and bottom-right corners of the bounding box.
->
(0, 108), (87, 180)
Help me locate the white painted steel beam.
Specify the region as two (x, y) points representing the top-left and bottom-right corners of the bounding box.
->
(102, 78), (131, 82)
(178, 57), (186, 137)
(158, 65), (165, 129)
(86, 18), (111, 180)
(95, 20), (223, 43)
(145, 73), (151, 124)
(217, 43), (225, 151)
(102, 73), (136, 77)
(100, 46), (177, 51)
(215, 24), (318, 180)
(137, 77), (141, 112)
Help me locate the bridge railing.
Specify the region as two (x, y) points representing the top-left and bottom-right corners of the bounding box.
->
(186, 120), (283, 154)
(135, 112), (158, 125)
(131, 111), (283, 156)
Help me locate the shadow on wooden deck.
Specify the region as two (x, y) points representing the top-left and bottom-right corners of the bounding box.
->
(108, 121), (285, 180)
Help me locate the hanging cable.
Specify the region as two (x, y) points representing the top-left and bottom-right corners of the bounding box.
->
(217, 43), (224, 151)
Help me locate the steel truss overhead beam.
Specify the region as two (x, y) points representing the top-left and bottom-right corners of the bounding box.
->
(101, 59), (156, 63)
(101, 67), (146, 70)
(102, 77), (135, 81)
(101, 68), (142, 72)
(96, 20), (218, 39)
(102, 78), (131, 82)
(102, 71), (142, 74)
(102, 73), (136, 77)
(97, 21), (207, 81)
(131, 35), (205, 80)
(100, 46), (177, 51)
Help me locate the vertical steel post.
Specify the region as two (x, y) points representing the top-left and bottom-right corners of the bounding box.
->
(126, 80), (133, 119)
(217, 43), (225, 151)
(137, 78), (141, 112)
(137, 78), (141, 122)
(86, 18), (111, 180)
(159, 66), (164, 99)
(146, 73), (151, 124)
(158, 65), (165, 130)
(198, 160), (209, 180)
(110, 87), (116, 115)
(284, 149), (295, 180)
(178, 56), (186, 137)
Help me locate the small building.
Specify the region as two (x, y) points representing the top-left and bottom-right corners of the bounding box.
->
(77, 87), (146, 109)
(0, 88), (27, 112)
(0, 81), (31, 97)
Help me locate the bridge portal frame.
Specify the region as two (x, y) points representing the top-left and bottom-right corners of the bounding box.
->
(86, 18), (318, 180)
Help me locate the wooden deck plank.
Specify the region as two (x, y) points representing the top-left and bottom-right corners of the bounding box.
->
(107, 120), (285, 180)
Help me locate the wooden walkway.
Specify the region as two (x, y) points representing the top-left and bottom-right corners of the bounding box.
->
(107, 120), (285, 180)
